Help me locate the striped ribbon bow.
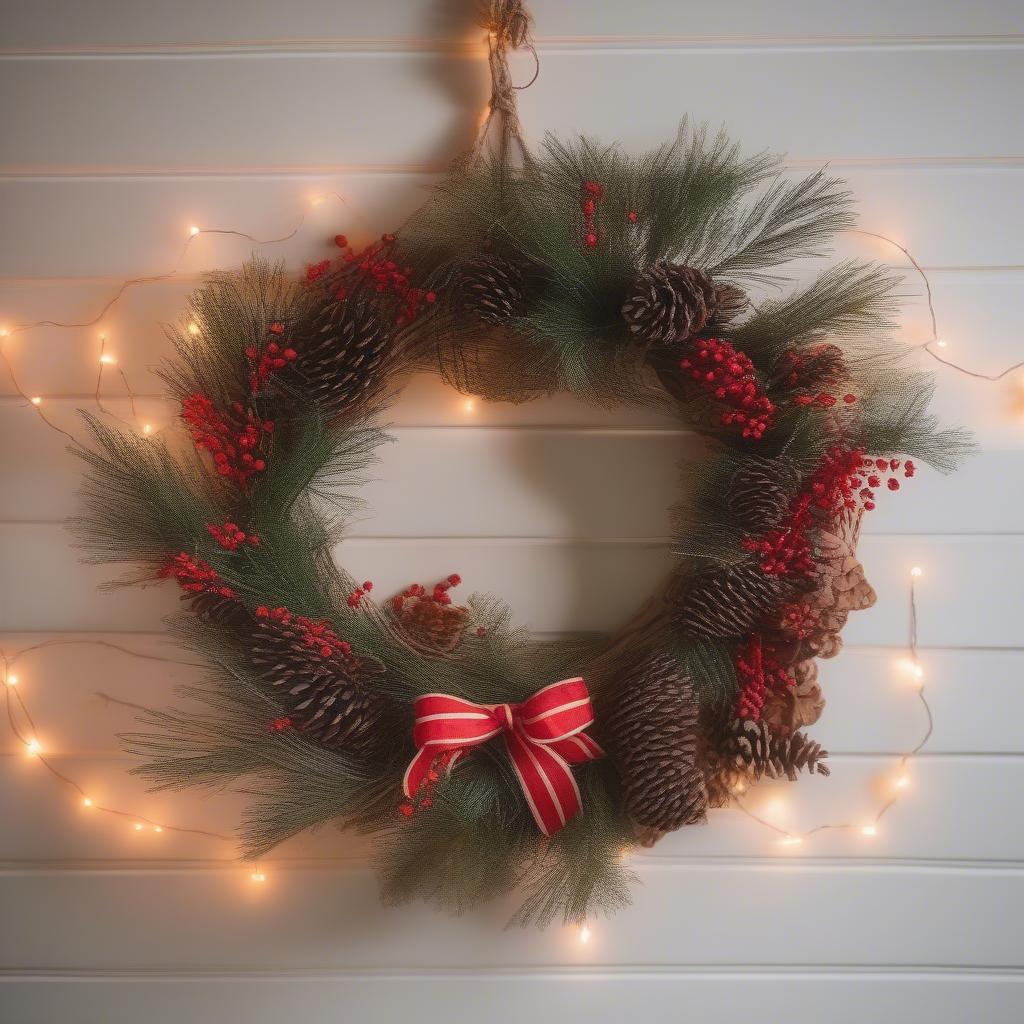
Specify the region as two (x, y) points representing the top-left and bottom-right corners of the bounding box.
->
(402, 677), (605, 836)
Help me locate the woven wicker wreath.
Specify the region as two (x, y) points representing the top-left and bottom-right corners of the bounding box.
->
(73, 122), (965, 924)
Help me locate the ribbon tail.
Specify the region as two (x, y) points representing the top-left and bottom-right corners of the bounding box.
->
(402, 746), (436, 799)
(505, 731), (583, 837)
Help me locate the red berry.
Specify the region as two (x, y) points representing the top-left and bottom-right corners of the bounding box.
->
(584, 232), (598, 247)
(334, 234), (348, 248)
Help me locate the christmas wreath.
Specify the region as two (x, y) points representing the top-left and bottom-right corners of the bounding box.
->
(72, 9), (967, 926)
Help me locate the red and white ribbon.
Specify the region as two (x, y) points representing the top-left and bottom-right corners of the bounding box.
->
(402, 677), (605, 836)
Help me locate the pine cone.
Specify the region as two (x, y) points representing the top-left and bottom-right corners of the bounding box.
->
(250, 617), (393, 757)
(726, 718), (830, 781)
(286, 293), (392, 420)
(600, 654), (707, 845)
(773, 343), (848, 395)
(762, 659), (825, 736)
(674, 563), (790, 641)
(397, 595), (469, 653)
(457, 255), (525, 325)
(622, 262), (723, 345)
(726, 458), (800, 532)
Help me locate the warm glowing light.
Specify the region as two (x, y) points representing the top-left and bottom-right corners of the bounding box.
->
(779, 835), (803, 847)
(910, 566), (923, 578)
(26, 739), (41, 755)
(861, 824), (878, 837)
(732, 780), (747, 795)
(478, 104), (492, 128)
(187, 321), (200, 336)
(30, 396), (42, 405)
(142, 423), (153, 435)
(0, 327), (9, 337)
(133, 822), (145, 831)
(463, 398), (475, 414)
(578, 925), (591, 944)
(250, 871), (267, 883)
(894, 775), (910, 790)
(153, 825), (163, 833)
(189, 225), (201, 236)
(899, 658), (924, 682)
(99, 353), (116, 365)
(935, 339), (947, 349)
(5, 673), (16, 686)
(82, 797), (93, 808)
(310, 195), (325, 207)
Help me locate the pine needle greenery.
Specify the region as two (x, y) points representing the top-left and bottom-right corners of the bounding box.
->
(71, 126), (970, 926)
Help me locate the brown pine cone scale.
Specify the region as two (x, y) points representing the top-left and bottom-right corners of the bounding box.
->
(601, 654), (707, 845)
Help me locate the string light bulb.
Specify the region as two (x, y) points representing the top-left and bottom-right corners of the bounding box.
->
(142, 424), (153, 435)
(250, 870), (267, 884)
(861, 824), (878, 837)
(5, 673), (16, 686)
(935, 339), (948, 349)
(133, 822), (144, 831)
(894, 774), (910, 790)
(30, 396), (41, 405)
(25, 739), (41, 755)
(188, 225), (201, 236)
(0, 327), (9, 337)
(910, 566), (923, 578)
(99, 353), (116, 365)
(153, 825), (163, 833)
(578, 925), (591, 944)
(82, 797), (93, 808)
(779, 835), (803, 847)
(463, 398), (475, 414)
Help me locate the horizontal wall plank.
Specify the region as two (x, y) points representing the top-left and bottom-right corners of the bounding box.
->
(2, 166), (1021, 277)
(2, 753), (1021, 863)
(1, 271), (1019, 447)
(0, 527), (1020, 643)
(3, 0), (1022, 52)
(3, 971), (1022, 1024)
(1, 49), (1021, 174)
(2, 863), (1022, 970)
(1, 402), (1011, 534)
(5, 636), (1015, 757)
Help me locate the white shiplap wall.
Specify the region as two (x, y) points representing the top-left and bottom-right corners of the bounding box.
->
(1, 3), (1022, 1021)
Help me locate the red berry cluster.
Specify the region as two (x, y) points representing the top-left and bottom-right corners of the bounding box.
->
(734, 636), (795, 721)
(205, 520), (260, 551)
(794, 392), (858, 409)
(679, 338), (777, 440)
(346, 580), (374, 609)
(181, 395), (273, 488)
(305, 259), (330, 283)
(390, 574), (462, 612)
(742, 447), (916, 577)
(778, 600), (816, 639)
(329, 233), (436, 327)
(244, 326), (297, 393)
(254, 604), (353, 660)
(581, 180), (601, 248)
(159, 552), (235, 599)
